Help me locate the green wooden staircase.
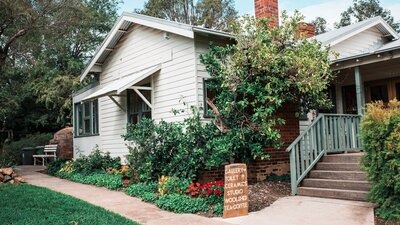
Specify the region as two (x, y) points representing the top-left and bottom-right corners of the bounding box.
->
(287, 114), (367, 200)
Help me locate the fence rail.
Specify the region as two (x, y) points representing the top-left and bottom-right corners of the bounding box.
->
(287, 114), (363, 195)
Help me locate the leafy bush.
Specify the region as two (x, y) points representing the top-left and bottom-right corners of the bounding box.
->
(155, 194), (208, 214)
(125, 182), (158, 202)
(47, 159), (69, 175)
(360, 100), (400, 220)
(68, 147), (121, 175)
(158, 176), (191, 196)
(124, 110), (227, 182)
(0, 133), (53, 167)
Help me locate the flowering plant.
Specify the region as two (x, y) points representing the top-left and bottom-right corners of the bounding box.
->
(187, 182), (201, 196)
(158, 176), (191, 196)
(199, 181), (224, 197)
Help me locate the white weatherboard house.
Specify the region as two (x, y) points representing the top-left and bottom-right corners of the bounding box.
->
(72, 12), (231, 160)
(73, 12), (400, 186)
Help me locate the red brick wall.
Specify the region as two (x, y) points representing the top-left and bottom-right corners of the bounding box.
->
(255, 0), (279, 27)
(199, 103), (299, 183)
(298, 22), (315, 38)
(249, 103), (299, 181)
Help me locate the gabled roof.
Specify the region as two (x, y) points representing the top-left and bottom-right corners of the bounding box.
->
(80, 12), (232, 81)
(315, 16), (399, 46)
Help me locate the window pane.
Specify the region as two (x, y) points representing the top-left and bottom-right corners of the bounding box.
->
(370, 85), (389, 102)
(93, 100), (99, 134)
(77, 104), (84, 135)
(84, 102), (91, 117)
(130, 114), (139, 124)
(84, 119), (91, 134)
(342, 85), (357, 114)
(396, 83), (400, 100)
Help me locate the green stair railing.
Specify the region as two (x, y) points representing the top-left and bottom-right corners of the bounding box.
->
(287, 114), (363, 195)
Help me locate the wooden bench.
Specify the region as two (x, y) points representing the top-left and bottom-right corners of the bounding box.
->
(33, 144), (58, 166)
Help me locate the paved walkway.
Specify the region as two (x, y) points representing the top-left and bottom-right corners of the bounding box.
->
(16, 166), (375, 225)
(218, 196), (375, 225)
(16, 166), (230, 225)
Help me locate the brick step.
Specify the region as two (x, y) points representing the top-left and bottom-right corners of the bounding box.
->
(322, 153), (363, 163)
(316, 162), (361, 171)
(309, 170), (368, 181)
(297, 187), (368, 201)
(302, 178), (371, 191)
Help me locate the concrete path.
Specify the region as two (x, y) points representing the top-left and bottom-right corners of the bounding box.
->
(16, 166), (231, 225)
(16, 166), (375, 225)
(218, 196), (375, 225)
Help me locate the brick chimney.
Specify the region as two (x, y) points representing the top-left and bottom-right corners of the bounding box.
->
(298, 22), (315, 38)
(255, 0), (279, 27)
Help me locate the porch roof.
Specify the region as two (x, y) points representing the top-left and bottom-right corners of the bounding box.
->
(82, 65), (161, 102)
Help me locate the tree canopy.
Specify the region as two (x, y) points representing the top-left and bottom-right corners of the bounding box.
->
(137, 0), (238, 31)
(311, 17), (328, 35)
(200, 12), (335, 161)
(0, 0), (120, 140)
(335, 0), (399, 31)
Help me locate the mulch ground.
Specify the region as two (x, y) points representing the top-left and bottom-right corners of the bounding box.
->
(375, 216), (400, 225)
(248, 181), (291, 212)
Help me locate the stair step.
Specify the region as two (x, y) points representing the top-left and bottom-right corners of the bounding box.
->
(309, 170), (368, 181)
(316, 162), (361, 171)
(322, 153), (363, 163)
(297, 187), (368, 201)
(302, 178), (371, 191)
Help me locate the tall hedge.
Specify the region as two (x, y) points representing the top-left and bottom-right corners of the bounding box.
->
(360, 100), (400, 220)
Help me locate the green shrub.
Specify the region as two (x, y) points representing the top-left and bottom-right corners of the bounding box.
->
(123, 109), (229, 182)
(70, 147), (121, 175)
(158, 176), (191, 196)
(155, 194), (208, 214)
(47, 159), (68, 175)
(125, 182), (158, 202)
(360, 100), (400, 220)
(0, 133), (53, 167)
(213, 201), (224, 215)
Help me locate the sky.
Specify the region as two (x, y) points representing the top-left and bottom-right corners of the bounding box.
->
(120, 0), (400, 29)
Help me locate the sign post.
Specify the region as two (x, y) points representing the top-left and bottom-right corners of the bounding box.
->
(223, 163), (249, 218)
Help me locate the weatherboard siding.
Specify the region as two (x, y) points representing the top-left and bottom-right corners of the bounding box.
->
(74, 24), (197, 158)
(332, 27), (385, 60)
(194, 35), (232, 113)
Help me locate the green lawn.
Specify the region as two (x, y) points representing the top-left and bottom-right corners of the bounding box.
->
(0, 184), (140, 225)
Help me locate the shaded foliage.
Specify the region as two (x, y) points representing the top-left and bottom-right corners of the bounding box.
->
(137, 0), (238, 31)
(0, 0), (120, 143)
(335, 0), (399, 32)
(311, 17), (328, 35)
(360, 100), (400, 220)
(200, 12), (335, 161)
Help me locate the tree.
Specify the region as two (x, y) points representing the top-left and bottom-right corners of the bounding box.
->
(137, 0), (238, 31)
(0, 0), (120, 139)
(311, 17), (328, 35)
(200, 12), (335, 162)
(336, 0), (399, 31)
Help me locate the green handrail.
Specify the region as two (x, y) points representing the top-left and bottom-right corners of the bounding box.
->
(287, 114), (362, 195)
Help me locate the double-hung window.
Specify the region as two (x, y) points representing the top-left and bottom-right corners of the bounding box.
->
(75, 100), (99, 136)
(127, 88), (152, 124)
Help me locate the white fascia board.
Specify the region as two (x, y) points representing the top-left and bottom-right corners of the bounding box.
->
(122, 15), (194, 39)
(329, 19), (399, 47)
(80, 17), (126, 82)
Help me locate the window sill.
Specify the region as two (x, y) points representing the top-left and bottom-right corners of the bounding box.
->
(74, 134), (100, 138)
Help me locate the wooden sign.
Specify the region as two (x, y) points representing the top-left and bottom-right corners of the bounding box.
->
(223, 163), (248, 218)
